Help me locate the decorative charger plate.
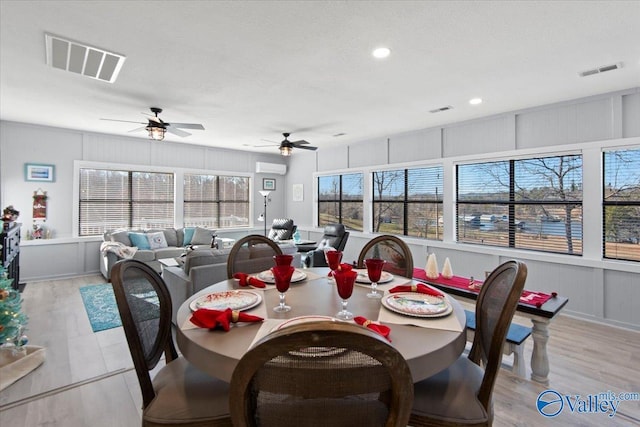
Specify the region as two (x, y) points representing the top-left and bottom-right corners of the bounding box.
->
(273, 316), (346, 358)
(355, 270), (394, 284)
(257, 269), (307, 284)
(381, 292), (452, 318)
(189, 290), (262, 312)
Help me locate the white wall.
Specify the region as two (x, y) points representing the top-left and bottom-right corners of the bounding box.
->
(0, 123), (288, 280)
(286, 87), (640, 330)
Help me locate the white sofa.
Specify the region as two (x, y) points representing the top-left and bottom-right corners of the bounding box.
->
(100, 227), (215, 280)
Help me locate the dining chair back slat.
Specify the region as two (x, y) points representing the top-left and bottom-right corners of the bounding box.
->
(111, 259), (232, 426)
(229, 320), (414, 427)
(227, 234), (283, 279)
(357, 235), (414, 278)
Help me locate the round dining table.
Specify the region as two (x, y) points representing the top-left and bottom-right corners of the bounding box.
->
(175, 267), (466, 383)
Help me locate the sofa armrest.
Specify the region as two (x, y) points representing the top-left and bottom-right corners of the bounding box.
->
(100, 251), (120, 280)
(162, 266), (192, 324)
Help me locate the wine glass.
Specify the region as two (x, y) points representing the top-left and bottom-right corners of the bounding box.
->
(365, 258), (386, 299)
(324, 248), (342, 282)
(273, 254), (294, 266)
(333, 265), (357, 320)
(271, 265), (295, 312)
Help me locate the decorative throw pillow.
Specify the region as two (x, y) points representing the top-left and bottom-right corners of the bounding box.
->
(147, 231), (168, 249)
(183, 227), (196, 246)
(128, 232), (151, 250)
(191, 227), (214, 245)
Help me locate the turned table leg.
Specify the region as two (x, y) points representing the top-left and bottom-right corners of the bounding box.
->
(530, 317), (550, 385)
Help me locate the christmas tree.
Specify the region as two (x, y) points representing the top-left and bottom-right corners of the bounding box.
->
(0, 265), (28, 348)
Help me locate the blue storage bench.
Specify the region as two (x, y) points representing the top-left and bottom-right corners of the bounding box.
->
(464, 310), (532, 377)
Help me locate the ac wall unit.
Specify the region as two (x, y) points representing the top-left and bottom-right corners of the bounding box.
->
(255, 162), (286, 175)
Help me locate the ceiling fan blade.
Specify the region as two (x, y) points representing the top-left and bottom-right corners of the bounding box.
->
(168, 123), (205, 130)
(100, 118), (146, 125)
(166, 127), (191, 137)
(128, 126), (146, 133)
(295, 145), (318, 151)
(291, 139), (310, 146)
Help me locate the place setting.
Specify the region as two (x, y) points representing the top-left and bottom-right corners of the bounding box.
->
(376, 282), (464, 332)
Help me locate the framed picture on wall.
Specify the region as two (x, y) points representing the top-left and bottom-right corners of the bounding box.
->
(263, 178), (276, 191)
(25, 164), (55, 182)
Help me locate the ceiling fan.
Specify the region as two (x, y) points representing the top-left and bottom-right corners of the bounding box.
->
(100, 107), (204, 140)
(254, 133), (318, 156)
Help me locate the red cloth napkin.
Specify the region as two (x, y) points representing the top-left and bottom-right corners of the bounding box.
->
(233, 272), (266, 288)
(389, 283), (444, 297)
(354, 316), (391, 341)
(190, 308), (263, 331)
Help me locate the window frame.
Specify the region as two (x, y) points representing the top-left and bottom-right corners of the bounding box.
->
(317, 172), (364, 231)
(371, 166), (444, 240)
(602, 147), (640, 262)
(456, 154), (584, 256)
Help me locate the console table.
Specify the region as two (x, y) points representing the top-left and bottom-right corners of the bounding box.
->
(1, 222), (22, 291)
(414, 268), (568, 385)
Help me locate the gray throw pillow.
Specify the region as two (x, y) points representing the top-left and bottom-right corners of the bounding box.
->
(110, 230), (132, 246)
(191, 227), (215, 245)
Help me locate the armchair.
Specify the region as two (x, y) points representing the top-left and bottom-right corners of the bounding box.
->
(304, 223), (350, 267)
(268, 218), (297, 241)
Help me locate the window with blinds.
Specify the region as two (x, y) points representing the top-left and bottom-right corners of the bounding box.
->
(318, 173), (363, 231)
(79, 168), (174, 236)
(603, 148), (640, 262)
(372, 166), (443, 239)
(457, 155), (583, 255)
(184, 174), (250, 229)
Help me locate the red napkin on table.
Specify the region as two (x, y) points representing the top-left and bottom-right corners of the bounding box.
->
(389, 283), (444, 297)
(354, 316), (391, 341)
(233, 272), (266, 288)
(190, 308), (263, 332)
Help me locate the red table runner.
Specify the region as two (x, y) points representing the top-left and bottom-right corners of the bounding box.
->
(413, 268), (554, 308)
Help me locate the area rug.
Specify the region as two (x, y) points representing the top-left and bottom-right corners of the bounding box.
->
(79, 283), (159, 332)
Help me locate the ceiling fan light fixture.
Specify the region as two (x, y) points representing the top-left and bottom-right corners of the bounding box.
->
(280, 145), (292, 156)
(146, 124), (166, 141)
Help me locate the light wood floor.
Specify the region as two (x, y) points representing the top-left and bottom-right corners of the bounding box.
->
(0, 275), (638, 426)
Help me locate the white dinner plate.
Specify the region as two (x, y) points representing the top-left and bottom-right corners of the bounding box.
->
(355, 270), (394, 284)
(189, 290), (262, 312)
(381, 292), (452, 318)
(257, 268), (307, 284)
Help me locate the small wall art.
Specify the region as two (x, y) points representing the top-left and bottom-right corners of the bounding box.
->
(292, 184), (304, 201)
(263, 178), (276, 191)
(25, 164), (55, 182)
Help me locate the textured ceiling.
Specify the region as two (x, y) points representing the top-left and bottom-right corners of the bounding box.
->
(1, 1), (639, 155)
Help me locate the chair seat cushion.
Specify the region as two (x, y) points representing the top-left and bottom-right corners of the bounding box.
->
(145, 357), (230, 424)
(412, 356), (489, 424)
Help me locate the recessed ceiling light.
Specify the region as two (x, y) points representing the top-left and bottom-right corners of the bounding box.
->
(469, 98), (483, 105)
(372, 47), (391, 59)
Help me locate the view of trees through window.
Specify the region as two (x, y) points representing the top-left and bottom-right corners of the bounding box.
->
(318, 173), (363, 231)
(457, 155), (583, 255)
(372, 166), (443, 239)
(184, 174), (250, 229)
(79, 168), (174, 236)
(603, 148), (640, 262)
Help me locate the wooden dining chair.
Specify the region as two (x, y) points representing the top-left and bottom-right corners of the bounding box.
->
(229, 320), (414, 427)
(226, 234), (283, 279)
(110, 259), (232, 427)
(408, 260), (528, 427)
(357, 235), (414, 278)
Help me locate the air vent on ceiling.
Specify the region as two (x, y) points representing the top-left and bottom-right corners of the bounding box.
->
(578, 62), (623, 78)
(429, 105), (453, 113)
(44, 33), (126, 83)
